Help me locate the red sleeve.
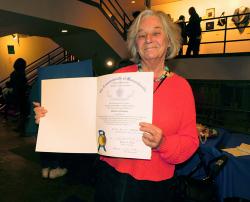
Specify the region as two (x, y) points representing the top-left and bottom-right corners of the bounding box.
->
(156, 81), (199, 164)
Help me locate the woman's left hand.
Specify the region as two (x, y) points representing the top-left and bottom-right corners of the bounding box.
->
(139, 122), (163, 149)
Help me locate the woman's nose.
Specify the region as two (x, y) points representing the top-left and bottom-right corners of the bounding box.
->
(145, 34), (152, 43)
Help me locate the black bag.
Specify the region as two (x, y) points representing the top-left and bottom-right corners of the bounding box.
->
(172, 149), (228, 202)
(217, 12), (226, 26)
(173, 176), (216, 202)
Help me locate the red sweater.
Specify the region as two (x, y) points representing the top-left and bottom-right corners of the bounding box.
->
(101, 64), (199, 181)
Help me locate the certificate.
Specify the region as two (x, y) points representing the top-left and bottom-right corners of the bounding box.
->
(36, 72), (153, 159)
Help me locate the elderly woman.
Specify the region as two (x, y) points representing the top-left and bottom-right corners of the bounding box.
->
(34, 9), (199, 202)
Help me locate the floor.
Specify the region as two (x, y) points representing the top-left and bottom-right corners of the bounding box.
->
(0, 115), (96, 202)
(0, 114), (249, 202)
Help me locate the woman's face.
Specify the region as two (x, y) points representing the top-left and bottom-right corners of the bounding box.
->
(136, 15), (168, 63)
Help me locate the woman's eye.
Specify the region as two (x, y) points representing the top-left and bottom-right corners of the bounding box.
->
(152, 32), (160, 36)
(138, 34), (146, 38)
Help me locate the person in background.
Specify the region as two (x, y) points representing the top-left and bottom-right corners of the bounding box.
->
(34, 9), (199, 202)
(176, 15), (188, 55)
(186, 7), (202, 56)
(125, 10), (141, 39)
(9, 58), (30, 136)
(28, 80), (68, 179)
(40, 152), (68, 179)
(132, 10), (141, 19)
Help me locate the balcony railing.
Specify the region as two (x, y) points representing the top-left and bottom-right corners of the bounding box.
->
(184, 12), (250, 55)
(79, 1), (250, 54)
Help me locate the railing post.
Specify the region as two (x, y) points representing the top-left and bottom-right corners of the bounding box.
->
(48, 54), (51, 65)
(123, 13), (125, 29)
(223, 17), (228, 54)
(123, 13), (127, 38)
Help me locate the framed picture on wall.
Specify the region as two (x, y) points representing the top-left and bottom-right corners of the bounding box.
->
(206, 8), (215, 19)
(7, 45), (15, 54)
(206, 21), (214, 30)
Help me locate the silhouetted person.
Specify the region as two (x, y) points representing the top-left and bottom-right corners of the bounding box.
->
(186, 7), (202, 56)
(125, 10), (141, 39)
(176, 15), (187, 55)
(132, 11), (141, 19)
(9, 58), (29, 136)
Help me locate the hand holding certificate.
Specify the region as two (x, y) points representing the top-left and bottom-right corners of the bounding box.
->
(36, 72), (153, 159)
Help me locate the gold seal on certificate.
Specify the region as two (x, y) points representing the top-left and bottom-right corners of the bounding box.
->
(98, 130), (107, 152)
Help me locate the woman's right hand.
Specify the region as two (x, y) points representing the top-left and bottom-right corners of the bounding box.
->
(33, 102), (48, 124)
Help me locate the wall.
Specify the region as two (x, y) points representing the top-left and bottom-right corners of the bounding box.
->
(0, 0), (128, 59)
(0, 35), (58, 80)
(153, 0), (249, 22)
(169, 55), (250, 80)
(153, 0), (250, 54)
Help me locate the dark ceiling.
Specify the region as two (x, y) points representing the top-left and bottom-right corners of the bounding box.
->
(0, 9), (123, 75)
(0, 9), (89, 38)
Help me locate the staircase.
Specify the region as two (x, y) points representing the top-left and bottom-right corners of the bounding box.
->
(51, 0), (131, 75)
(0, 0), (132, 110)
(78, 0), (132, 40)
(0, 47), (76, 111)
(0, 0), (130, 74)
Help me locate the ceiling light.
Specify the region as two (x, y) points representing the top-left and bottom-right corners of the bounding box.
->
(131, 1), (135, 4)
(61, 29), (68, 33)
(106, 59), (114, 67)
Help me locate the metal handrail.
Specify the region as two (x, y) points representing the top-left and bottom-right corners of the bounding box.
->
(79, 1), (249, 52)
(198, 12), (250, 54)
(79, 0), (132, 39)
(0, 47), (76, 110)
(0, 47), (60, 86)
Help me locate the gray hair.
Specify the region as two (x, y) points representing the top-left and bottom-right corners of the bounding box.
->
(127, 9), (181, 63)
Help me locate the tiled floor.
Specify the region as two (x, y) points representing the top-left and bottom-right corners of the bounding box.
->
(0, 115), (95, 202)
